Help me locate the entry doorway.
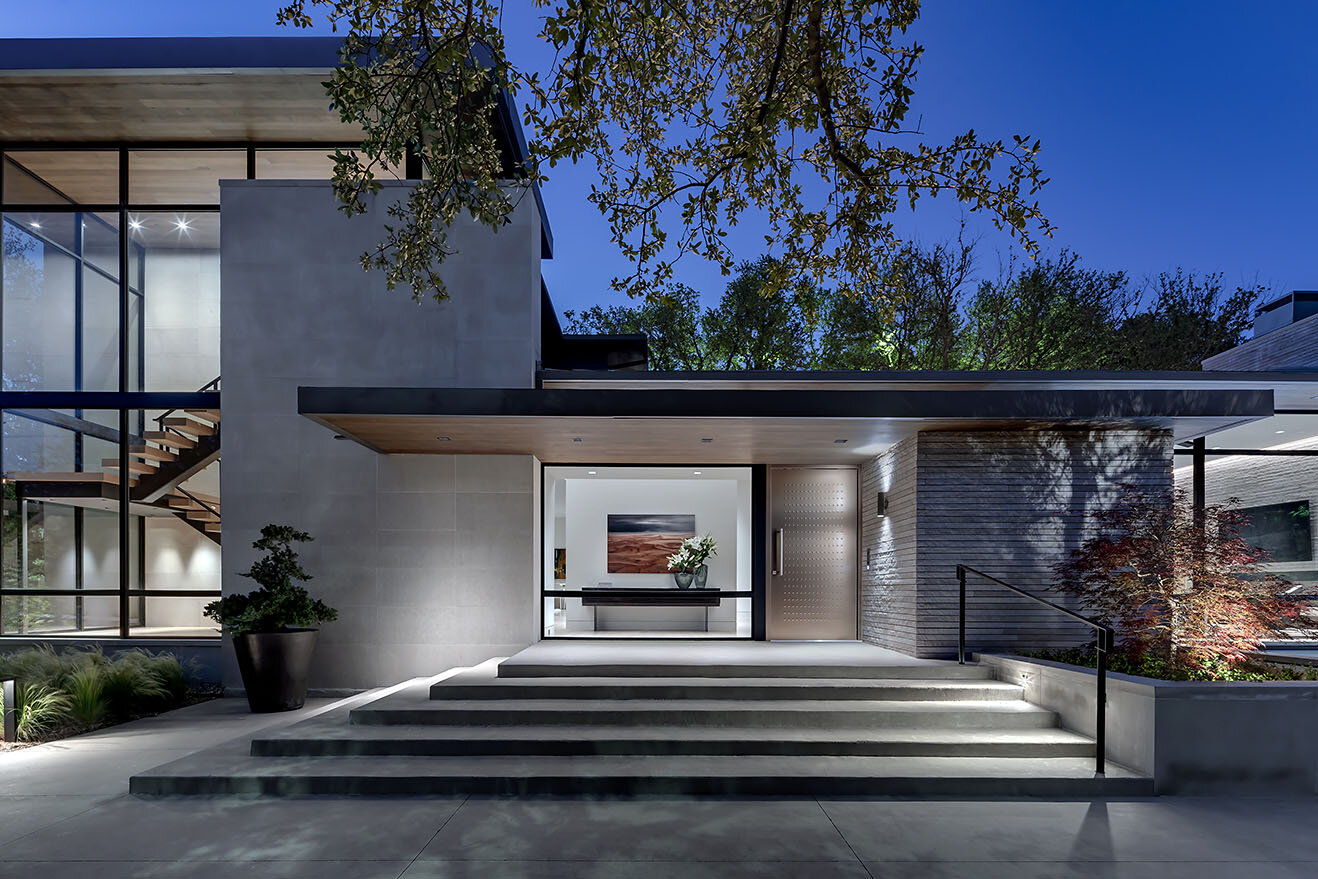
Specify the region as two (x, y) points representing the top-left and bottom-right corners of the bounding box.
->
(766, 466), (859, 640)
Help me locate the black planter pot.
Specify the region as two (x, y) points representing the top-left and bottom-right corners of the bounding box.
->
(233, 629), (319, 713)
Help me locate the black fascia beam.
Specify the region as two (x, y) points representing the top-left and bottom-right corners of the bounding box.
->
(0, 391), (220, 410)
(298, 386), (1274, 421)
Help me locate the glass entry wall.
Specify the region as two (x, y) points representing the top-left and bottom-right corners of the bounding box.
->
(542, 466), (754, 638)
(1175, 413), (1318, 639)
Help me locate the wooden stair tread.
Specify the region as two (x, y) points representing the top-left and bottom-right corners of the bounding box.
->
(184, 409), (221, 422)
(145, 431), (196, 449)
(168, 498), (205, 511)
(186, 511), (220, 523)
(102, 458), (157, 474)
(162, 417), (216, 436)
(131, 445), (177, 462)
(171, 488), (220, 505)
(204, 523), (222, 533)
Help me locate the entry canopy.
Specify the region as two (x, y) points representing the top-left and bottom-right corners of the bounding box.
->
(297, 371), (1308, 463)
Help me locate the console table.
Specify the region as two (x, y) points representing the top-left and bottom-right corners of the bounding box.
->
(579, 587), (722, 632)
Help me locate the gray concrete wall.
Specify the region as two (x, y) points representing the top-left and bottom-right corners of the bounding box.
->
(978, 652), (1318, 794)
(1203, 311), (1318, 371)
(220, 180), (543, 690)
(862, 430), (1173, 659)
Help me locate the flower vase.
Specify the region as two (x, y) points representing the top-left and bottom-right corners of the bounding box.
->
(694, 563), (708, 588)
(673, 570), (695, 589)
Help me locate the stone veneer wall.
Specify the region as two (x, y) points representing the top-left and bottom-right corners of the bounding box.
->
(221, 180), (543, 690)
(860, 439), (917, 654)
(862, 429), (1174, 658)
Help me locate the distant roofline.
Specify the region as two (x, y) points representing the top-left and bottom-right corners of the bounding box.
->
(539, 368), (1318, 384)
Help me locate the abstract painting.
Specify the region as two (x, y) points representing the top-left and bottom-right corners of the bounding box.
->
(606, 513), (696, 574)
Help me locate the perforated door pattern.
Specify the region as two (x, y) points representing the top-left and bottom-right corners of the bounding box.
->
(768, 468), (858, 639)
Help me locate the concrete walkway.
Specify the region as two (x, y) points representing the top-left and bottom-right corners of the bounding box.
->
(3, 690), (1318, 878)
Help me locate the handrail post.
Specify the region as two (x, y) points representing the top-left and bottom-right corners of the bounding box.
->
(1095, 627), (1109, 776)
(957, 565), (966, 665)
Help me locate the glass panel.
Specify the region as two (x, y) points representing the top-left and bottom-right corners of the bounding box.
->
(127, 417), (220, 639)
(2, 409), (121, 636)
(3, 212), (122, 392)
(542, 465), (753, 637)
(3, 151), (119, 205)
(126, 212), (220, 391)
(128, 150), (246, 205)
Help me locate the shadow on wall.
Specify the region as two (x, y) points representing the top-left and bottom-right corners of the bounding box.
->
(915, 429), (1173, 658)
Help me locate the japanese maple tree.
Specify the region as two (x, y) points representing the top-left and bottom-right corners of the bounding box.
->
(1056, 486), (1301, 669)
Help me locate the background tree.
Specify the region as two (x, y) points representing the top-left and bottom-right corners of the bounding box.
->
(1056, 487), (1301, 669)
(1107, 271), (1257, 370)
(961, 251), (1130, 370)
(564, 285), (708, 370)
(703, 257), (824, 370)
(277, 0), (1052, 303)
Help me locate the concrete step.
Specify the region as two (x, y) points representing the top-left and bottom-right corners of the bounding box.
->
(251, 724), (1095, 758)
(130, 753), (1151, 797)
(430, 674), (1024, 702)
(350, 697), (1059, 730)
(497, 661), (991, 680)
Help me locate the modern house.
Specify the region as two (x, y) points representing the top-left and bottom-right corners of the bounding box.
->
(3, 36), (1317, 704)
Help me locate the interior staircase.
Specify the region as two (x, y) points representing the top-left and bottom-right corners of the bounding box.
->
(130, 646), (1151, 797)
(8, 397), (221, 543)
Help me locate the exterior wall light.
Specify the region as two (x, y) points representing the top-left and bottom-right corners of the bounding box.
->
(876, 492), (889, 517)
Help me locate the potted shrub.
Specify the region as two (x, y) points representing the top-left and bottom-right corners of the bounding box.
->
(204, 525), (338, 712)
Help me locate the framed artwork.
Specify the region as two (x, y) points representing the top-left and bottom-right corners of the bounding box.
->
(607, 513), (696, 574)
(553, 548), (567, 580)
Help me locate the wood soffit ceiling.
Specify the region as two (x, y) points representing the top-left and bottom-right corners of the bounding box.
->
(306, 413), (1256, 463)
(0, 73), (361, 142)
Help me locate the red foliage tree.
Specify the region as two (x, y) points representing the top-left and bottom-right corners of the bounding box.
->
(1056, 486), (1301, 668)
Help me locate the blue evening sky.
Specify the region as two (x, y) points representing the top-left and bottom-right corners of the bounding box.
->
(7, 0), (1315, 319)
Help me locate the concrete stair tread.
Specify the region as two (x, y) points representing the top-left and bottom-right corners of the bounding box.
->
(131, 752), (1149, 796)
(434, 671), (1021, 693)
(359, 696), (1052, 713)
(258, 723), (1092, 744)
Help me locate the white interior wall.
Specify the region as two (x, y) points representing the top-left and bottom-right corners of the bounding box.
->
(142, 248), (221, 391)
(560, 475), (748, 633)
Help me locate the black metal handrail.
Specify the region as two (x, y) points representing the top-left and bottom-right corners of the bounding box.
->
(957, 564), (1115, 776)
(176, 486), (220, 520)
(154, 375), (221, 436)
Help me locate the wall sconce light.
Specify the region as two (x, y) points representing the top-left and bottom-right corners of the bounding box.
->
(876, 492), (889, 517)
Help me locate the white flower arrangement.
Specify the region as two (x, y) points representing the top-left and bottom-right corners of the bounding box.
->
(667, 533), (718, 572)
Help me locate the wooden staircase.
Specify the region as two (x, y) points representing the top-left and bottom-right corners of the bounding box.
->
(7, 406), (221, 544)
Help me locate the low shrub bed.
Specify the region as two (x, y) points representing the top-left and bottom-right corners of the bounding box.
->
(1023, 646), (1318, 682)
(0, 645), (219, 746)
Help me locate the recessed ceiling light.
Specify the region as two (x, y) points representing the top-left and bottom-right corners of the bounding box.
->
(700, 438), (714, 443)
(1275, 430), (1286, 434)
(129, 218), (143, 232)
(435, 436), (451, 441)
(834, 438), (848, 444)
(587, 470), (597, 475)
(28, 221), (40, 229)
(174, 218), (191, 232)
(693, 471), (702, 475)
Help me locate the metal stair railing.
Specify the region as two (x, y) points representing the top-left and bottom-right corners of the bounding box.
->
(154, 375), (221, 439)
(956, 564), (1114, 775)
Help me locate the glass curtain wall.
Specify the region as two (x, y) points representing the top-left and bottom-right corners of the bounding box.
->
(1175, 414), (1318, 640)
(542, 466), (754, 639)
(2, 144), (351, 639)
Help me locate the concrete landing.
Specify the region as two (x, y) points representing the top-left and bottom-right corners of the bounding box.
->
(498, 640), (975, 678)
